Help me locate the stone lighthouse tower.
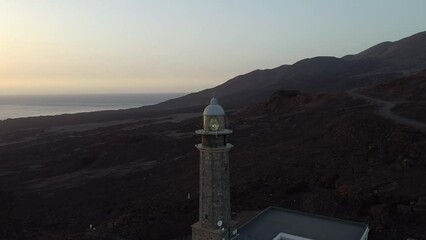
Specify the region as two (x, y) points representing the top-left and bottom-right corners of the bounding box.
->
(192, 97), (233, 240)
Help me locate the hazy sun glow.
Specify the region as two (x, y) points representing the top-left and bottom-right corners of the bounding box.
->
(1, 0), (426, 94)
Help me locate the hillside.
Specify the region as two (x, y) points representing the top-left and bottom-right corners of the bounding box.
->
(148, 32), (426, 111)
(1, 31), (425, 132)
(343, 31), (426, 71)
(1, 72), (426, 239)
(362, 69), (426, 101)
(361, 69), (426, 123)
(1, 32), (426, 240)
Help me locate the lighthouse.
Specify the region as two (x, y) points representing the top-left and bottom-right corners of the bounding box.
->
(190, 97), (370, 240)
(192, 97), (233, 240)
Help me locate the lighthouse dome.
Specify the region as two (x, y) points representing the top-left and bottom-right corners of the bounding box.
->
(203, 97), (225, 116)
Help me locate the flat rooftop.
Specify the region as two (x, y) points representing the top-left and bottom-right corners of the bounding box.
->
(233, 206), (369, 240)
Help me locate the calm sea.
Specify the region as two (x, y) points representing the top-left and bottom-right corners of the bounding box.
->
(0, 93), (184, 120)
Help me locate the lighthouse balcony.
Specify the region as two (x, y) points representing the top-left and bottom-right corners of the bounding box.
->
(195, 143), (233, 151)
(196, 129), (232, 135)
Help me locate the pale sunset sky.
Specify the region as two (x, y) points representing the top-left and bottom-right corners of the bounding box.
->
(1, 0), (426, 95)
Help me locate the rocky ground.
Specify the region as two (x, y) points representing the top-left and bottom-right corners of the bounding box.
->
(0, 75), (426, 239)
(393, 103), (426, 123)
(362, 69), (426, 101)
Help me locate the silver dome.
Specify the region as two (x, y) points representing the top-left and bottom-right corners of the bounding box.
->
(203, 97), (225, 116)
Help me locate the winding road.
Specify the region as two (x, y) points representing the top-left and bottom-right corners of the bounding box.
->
(347, 89), (426, 133)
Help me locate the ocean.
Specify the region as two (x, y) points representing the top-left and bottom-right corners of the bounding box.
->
(0, 93), (184, 120)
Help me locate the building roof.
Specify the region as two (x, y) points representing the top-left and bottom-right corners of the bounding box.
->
(233, 206), (369, 240)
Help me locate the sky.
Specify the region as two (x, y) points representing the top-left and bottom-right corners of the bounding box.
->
(1, 0), (426, 95)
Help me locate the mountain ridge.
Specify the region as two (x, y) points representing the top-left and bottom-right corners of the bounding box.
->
(151, 31), (426, 111)
(1, 31), (425, 130)
(343, 31), (426, 71)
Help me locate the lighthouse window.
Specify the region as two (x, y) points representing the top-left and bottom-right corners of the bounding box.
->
(205, 214), (208, 220)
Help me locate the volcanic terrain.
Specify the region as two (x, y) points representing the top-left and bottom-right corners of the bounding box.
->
(1, 70), (426, 240)
(1, 32), (426, 240)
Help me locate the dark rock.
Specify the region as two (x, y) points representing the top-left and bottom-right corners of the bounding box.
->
(269, 90), (301, 102)
(396, 204), (414, 222)
(286, 180), (309, 194)
(400, 156), (415, 167)
(413, 196), (426, 214)
(375, 182), (401, 203)
(369, 204), (391, 230)
(319, 173), (340, 189)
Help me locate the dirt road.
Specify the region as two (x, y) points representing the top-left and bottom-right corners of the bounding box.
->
(348, 89), (426, 133)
